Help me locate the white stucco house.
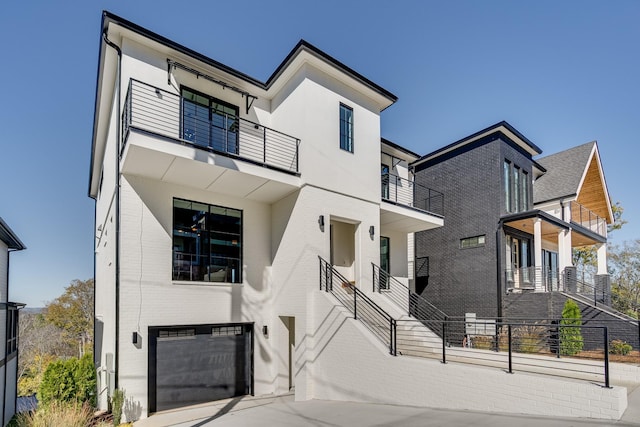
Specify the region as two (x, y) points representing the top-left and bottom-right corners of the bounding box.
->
(89, 11), (628, 421)
(0, 218), (25, 425)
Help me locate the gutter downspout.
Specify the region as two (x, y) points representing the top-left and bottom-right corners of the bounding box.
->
(103, 29), (122, 391)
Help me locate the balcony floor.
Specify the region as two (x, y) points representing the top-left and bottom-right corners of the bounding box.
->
(380, 200), (444, 233)
(121, 129), (301, 203)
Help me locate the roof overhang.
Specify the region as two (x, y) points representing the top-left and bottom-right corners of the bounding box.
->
(501, 210), (606, 247)
(575, 143), (613, 224)
(412, 121), (542, 169)
(380, 201), (444, 233)
(0, 217), (26, 250)
(381, 138), (420, 163)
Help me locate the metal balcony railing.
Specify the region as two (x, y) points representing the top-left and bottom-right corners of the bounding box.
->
(381, 174), (444, 217)
(122, 79), (300, 174)
(505, 266), (559, 292)
(570, 201), (607, 237)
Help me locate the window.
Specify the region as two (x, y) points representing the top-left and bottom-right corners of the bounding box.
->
(381, 164), (390, 199)
(182, 87), (239, 154)
(173, 198), (242, 283)
(339, 104), (353, 152)
(7, 309), (18, 355)
(504, 160), (530, 213)
(460, 235), (486, 249)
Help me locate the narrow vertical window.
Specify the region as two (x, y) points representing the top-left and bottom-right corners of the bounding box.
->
(521, 170), (529, 211)
(503, 160), (511, 213)
(513, 166), (520, 212)
(339, 104), (353, 152)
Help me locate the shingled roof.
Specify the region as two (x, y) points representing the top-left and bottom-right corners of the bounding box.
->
(533, 141), (596, 204)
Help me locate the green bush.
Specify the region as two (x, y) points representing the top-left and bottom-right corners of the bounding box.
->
(560, 299), (584, 356)
(38, 353), (96, 406)
(610, 339), (633, 355)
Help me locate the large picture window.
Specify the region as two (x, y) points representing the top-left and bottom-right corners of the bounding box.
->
(173, 198), (242, 283)
(182, 87), (239, 154)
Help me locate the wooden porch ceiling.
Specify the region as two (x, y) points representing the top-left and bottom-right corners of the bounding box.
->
(576, 150), (612, 224)
(503, 214), (601, 248)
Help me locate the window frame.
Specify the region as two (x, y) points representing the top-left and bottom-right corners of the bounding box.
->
(339, 103), (354, 153)
(172, 197), (243, 284)
(460, 235), (486, 249)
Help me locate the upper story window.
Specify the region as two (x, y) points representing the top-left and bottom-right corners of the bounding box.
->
(173, 198), (242, 283)
(339, 103), (354, 152)
(7, 309), (18, 356)
(181, 87), (239, 154)
(460, 235), (486, 249)
(504, 160), (530, 213)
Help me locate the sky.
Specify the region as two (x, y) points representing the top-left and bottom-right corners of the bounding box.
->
(1, 1), (638, 307)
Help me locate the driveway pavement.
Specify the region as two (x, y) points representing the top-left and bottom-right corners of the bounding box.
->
(135, 385), (640, 427)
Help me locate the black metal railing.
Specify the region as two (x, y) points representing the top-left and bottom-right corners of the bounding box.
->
(319, 257), (397, 355)
(394, 317), (614, 388)
(122, 79), (300, 173)
(381, 174), (444, 217)
(372, 263), (447, 336)
(570, 201), (607, 237)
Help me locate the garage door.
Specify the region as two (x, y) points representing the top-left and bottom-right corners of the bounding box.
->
(148, 323), (253, 413)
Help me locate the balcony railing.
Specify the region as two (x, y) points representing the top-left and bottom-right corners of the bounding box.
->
(122, 79), (300, 174)
(381, 174), (444, 217)
(570, 201), (606, 237)
(505, 266), (559, 292)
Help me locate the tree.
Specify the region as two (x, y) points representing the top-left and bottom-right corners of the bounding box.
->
(609, 240), (640, 318)
(560, 299), (583, 356)
(45, 278), (94, 358)
(18, 312), (72, 396)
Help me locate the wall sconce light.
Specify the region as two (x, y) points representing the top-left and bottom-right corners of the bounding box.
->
(318, 215), (325, 232)
(132, 332), (139, 344)
(369, 226), (375, 238)
(262, 325), (269, 338)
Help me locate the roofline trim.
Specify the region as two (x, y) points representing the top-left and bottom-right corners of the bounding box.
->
(381, 137), (420, 159)
(0, 217), (26, 250)
(411, 121), (542, 168)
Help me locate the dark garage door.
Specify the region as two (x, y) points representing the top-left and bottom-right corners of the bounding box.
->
(148, 323), (253, 413)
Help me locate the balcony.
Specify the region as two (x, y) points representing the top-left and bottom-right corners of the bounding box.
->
(570, 201), (606, 237)
(122, 79), (300, 173)
(380, 174), (444, 233)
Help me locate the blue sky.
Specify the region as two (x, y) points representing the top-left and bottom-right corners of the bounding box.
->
(1, 1), (638, 307)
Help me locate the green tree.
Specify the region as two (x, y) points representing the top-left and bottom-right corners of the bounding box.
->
(560, 299), (584, 356)
(45, 279), (94, 358)
(609, 239), (640, 318)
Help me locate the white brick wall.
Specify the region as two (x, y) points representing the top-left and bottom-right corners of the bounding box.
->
(311, 292), (628, 420)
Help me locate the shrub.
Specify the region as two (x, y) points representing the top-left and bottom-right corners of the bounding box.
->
(610, 339), (633, 355)
(560, 299), (584, 356)
(38, 353), (96, 406)
(110, 389), (126, 426)
(471, 335), (494, 350)
(514, 325), (546, 354)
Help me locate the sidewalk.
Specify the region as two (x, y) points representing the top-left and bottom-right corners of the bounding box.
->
(135, 386), (640, 427)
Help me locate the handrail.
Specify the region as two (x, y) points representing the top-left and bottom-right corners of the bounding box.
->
(122, 79), (300, 173)
(319, 257), (397, 355)
(381, 173), (444, 217)
(570, 201), (607, 237)
(372, 263), (447, 328)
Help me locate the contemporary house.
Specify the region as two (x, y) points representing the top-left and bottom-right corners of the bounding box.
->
(0, 218), (25, 426)
(90, 12), (629, 422)
(413, 122), (615, 322)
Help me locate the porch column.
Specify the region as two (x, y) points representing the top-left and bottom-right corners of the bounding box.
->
(596, 243), (608, 274)
(557, 230), (567, 272)
(533, 218), (543, 291)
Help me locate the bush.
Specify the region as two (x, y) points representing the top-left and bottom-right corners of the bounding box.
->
(610, 339), (633, 355)
(560, 299), (584, 356)
(38, 353), (96, 406)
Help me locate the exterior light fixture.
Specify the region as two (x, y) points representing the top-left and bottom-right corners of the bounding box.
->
(319, 215), (325, 231)
(132, 332), (139, 344)
(262, 325), (268, 338)
(369, 226), (375, 238)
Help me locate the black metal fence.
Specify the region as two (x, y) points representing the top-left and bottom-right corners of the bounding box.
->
(122, 79), (300, 173)
(381, 174), (444, 217)
(319, 257), (396, 355)
(395, 317), (615, 388)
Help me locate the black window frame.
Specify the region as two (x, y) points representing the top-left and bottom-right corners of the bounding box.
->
(460, 235), (486, 249)
(172, 198), (243, 284)
(180, 86), (240, 155)
(6, 308), (18, 356)
(339, 103), (354, 153)
(504, 160), (530, 214)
